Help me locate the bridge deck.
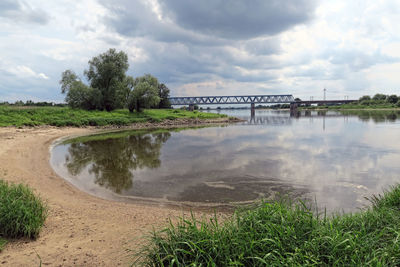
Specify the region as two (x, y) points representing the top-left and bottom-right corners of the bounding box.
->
(169, 95), (295, 105)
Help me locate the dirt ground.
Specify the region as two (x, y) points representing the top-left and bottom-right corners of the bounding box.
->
(0, 119), (232, 266)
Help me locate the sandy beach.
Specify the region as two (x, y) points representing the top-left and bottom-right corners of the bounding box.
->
(0, 119), (232, 266)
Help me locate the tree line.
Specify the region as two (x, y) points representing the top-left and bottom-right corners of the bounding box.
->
(60, 48), (170, 112)
(358, 93), (400, 106)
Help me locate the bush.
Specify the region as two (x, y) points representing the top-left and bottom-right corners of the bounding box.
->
(0, 180), (47, 239)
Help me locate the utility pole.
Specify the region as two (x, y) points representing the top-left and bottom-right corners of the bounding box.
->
(323, 88), (327, 101)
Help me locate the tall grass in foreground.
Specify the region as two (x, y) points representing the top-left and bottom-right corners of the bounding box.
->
(0, 180), (47, 239)
(138, 186), (400, 266)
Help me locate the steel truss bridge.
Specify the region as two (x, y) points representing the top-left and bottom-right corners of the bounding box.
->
(168, 95), (295, 105)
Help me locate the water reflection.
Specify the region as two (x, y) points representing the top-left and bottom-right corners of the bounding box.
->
(64, 132), (170, 193)
(51, 110), (400, 212)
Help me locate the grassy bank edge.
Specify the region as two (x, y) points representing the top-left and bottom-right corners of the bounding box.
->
(138, 184), (400, 266)
(0, 106), (228, 127)
(299, 103), (400, 110)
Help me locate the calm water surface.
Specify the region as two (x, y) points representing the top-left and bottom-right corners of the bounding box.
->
(51, 110), (400, 212)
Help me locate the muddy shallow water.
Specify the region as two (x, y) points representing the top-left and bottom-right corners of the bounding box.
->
(51, 109), (400, 213)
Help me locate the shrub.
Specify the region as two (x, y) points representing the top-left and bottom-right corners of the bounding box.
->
(0, 180), (47, 239)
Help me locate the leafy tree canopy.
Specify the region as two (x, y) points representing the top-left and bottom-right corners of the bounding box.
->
(359, 95), (371, 101)
(372, 93), (387, 101)
(60, 49), (170, 112)
(158, 83), (171, 108)
(386, 94), (398, 104)
(84, 48), (129, 111)
(128, 74), (160, 112)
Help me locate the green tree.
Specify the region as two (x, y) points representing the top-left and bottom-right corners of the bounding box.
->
(158, 83), (171, 108)
(372, 93), (387, 101)
(359, 95), (371, 101)
(128, 74), (160, 112)
(84, 48), (129, 111)
(60, 49), (170, 112)
(60, 70), (101, 110)
(116, 76), (134, 109)
(386, 94), (398, 104)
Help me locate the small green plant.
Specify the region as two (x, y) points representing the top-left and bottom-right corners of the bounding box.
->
(0, 180), (47, 239)
(0, 238), (6, 251)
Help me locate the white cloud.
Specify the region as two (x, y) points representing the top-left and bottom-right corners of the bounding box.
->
(7, 65), (49, 80)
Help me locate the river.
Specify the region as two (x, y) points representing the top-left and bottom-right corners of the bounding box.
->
(50, 109), (400, 213)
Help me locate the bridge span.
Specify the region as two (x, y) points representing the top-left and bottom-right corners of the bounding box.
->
(168, 94), (357, 111)
(169, 95), (295, 106)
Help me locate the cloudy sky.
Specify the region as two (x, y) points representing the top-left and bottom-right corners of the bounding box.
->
(1, 0), (399, 102)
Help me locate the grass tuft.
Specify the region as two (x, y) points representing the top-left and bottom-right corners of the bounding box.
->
(138, 185), (400, 266)
(0, 180), (47, 239)
(0, 238), (6, 252)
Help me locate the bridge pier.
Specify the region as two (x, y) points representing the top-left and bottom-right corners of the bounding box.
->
(290, 102), (298, 117)
(188, 104), (194, 111)
(251, 102), (255, 118)
(290, 102), (298, 112)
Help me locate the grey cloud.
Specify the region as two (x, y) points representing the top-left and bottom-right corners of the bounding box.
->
(290, 48), (400, 82)
(244, 38), (281, 56)
(100, 0), (317, 42)
(99, 0), (316, 88)
(101, 0), (229, 47)
(0, 1), (20, 14)
(130, 39), (280, 85)
(159, 0), (317, 39)
(292, 66), (329, 80)
(325, 49), (398, 71)
(0, 0), (49, 24)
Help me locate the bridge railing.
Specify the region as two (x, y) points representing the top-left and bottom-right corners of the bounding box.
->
(168, 95), (295, 105)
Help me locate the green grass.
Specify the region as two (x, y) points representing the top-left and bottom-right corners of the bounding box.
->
(0, 180), (47, 240)
(0, 238), (6, 252)
(138, 185), (400, 266)
(0, 106), (226, 127)
(301, 102), (400, 110)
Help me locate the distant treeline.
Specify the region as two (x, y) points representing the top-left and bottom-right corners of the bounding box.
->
(357, 93), (400, 106)
(0, 100), (66, 107)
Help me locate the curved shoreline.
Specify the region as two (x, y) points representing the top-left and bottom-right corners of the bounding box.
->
(0, 119), (235, 266)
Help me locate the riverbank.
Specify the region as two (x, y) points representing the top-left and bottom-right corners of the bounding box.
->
(0, 118), (234, 266)
(298, 104), (400, 110)
(0, 106), (228, 127)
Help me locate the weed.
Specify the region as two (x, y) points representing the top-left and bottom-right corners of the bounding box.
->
(0, 180), (47, 239)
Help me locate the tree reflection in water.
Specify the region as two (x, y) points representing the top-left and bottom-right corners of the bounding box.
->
(65, 131), (171, 193)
